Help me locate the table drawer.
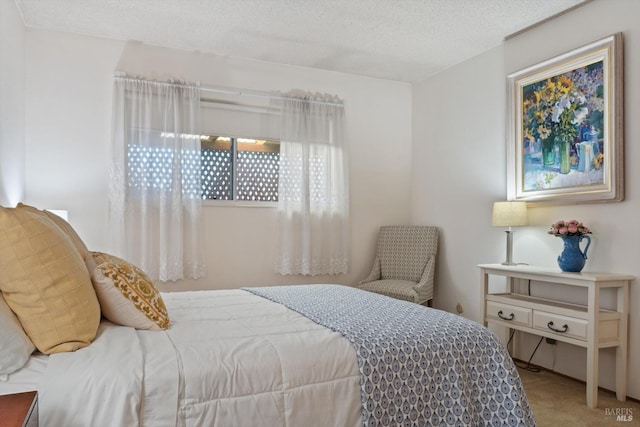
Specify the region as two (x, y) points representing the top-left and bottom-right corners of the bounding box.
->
(533, 310), (587, 341)
(486, 301), (531, 327)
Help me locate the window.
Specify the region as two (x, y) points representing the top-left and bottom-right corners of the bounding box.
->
(201, 135), (280, 202)
(127, 133), (280, 203)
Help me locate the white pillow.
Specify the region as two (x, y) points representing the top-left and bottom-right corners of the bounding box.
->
(0, 293), (36, 376)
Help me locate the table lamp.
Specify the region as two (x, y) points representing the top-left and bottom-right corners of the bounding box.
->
(46, 209), (69, 221)
(492, 201), (528, 265)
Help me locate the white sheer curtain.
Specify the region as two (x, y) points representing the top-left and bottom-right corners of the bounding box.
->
(109, 76), (206, 282)
(276, 91), (349, 275)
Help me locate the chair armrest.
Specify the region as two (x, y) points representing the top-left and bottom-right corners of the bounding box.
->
(413, 255), (436, 304)
(359, 257), (381, 284)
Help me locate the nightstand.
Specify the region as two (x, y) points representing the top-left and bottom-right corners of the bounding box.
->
(479, 264), (632, 409)
(0, 391), (38, 427)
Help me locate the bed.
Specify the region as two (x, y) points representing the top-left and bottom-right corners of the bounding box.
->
(0, 204), (536, 426)
(2, 285), (536, 427)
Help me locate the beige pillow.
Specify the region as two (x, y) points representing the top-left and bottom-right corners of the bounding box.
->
(86, 252), (170, 330)
(0, 293), (35, 376)
(0, 206), (100, 354)
(16, 203), (89, 258)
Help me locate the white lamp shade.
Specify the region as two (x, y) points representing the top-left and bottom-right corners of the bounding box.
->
(491, 201), (528, 227)
(46, 209), (69, 221)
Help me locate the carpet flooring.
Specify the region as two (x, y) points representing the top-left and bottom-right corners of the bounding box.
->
(517, 366), (639, 426)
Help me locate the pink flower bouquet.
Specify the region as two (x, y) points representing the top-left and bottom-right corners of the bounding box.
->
(548, 220), (591, 237)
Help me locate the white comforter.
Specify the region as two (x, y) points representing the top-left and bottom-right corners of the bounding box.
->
(39, 290), (363, 427)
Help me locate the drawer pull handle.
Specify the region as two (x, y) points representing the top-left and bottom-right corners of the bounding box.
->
(497, 310), (515, 321)
(547, 321), (568, 333)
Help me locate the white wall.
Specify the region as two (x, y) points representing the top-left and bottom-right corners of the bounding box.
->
(412, 0), (640, 400)
(0, 0), (25, 206)
(21, 28), (413, 291)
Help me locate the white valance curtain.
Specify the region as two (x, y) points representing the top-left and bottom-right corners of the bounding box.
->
(109, 76), (206, 282)
(275, 91), (349, 275)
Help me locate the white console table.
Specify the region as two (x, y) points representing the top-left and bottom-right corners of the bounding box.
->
(478, 263), (632, 409)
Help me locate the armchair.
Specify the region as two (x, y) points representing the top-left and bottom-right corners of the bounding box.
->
(358, 225), (438, 305)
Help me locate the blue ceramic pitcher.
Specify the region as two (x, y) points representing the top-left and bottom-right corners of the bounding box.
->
(557, 235), (591, 272)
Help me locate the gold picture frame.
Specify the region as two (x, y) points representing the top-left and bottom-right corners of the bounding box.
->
(507, 33), (623, 205)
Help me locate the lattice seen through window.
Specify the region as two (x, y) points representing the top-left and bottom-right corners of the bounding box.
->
(201, 136), (279, 201)
(127, 134), (279, 202)
(127, 143), (202, 198)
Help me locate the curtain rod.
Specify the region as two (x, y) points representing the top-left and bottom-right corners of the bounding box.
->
(114, 73), (343, 107)
(200, 86), (344, 107)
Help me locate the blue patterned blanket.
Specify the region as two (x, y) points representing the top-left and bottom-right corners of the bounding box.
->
(244, 285), (535, 427)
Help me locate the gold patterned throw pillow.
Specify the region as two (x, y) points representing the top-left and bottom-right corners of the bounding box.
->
(86, 252), (169, 330)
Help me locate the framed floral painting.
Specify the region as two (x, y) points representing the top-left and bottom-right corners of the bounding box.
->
(507, 33), (624, 205)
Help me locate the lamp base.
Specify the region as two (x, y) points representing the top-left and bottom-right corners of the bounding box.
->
(502, 230), (515, 265)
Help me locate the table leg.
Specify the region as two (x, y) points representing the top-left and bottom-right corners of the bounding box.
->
(586, 285), (599, 409)
(615, 283), (629, 401)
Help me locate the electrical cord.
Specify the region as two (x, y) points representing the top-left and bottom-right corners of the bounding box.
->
(508, 329), (543, 372)
(504, 280), (541, 372)
(507, 328), (515, 347)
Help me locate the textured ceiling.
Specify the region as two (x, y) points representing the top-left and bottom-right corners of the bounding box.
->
(14, 0), (587, 82)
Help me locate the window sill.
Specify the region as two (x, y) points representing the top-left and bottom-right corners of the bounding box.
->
(202, 200), (277, 208)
